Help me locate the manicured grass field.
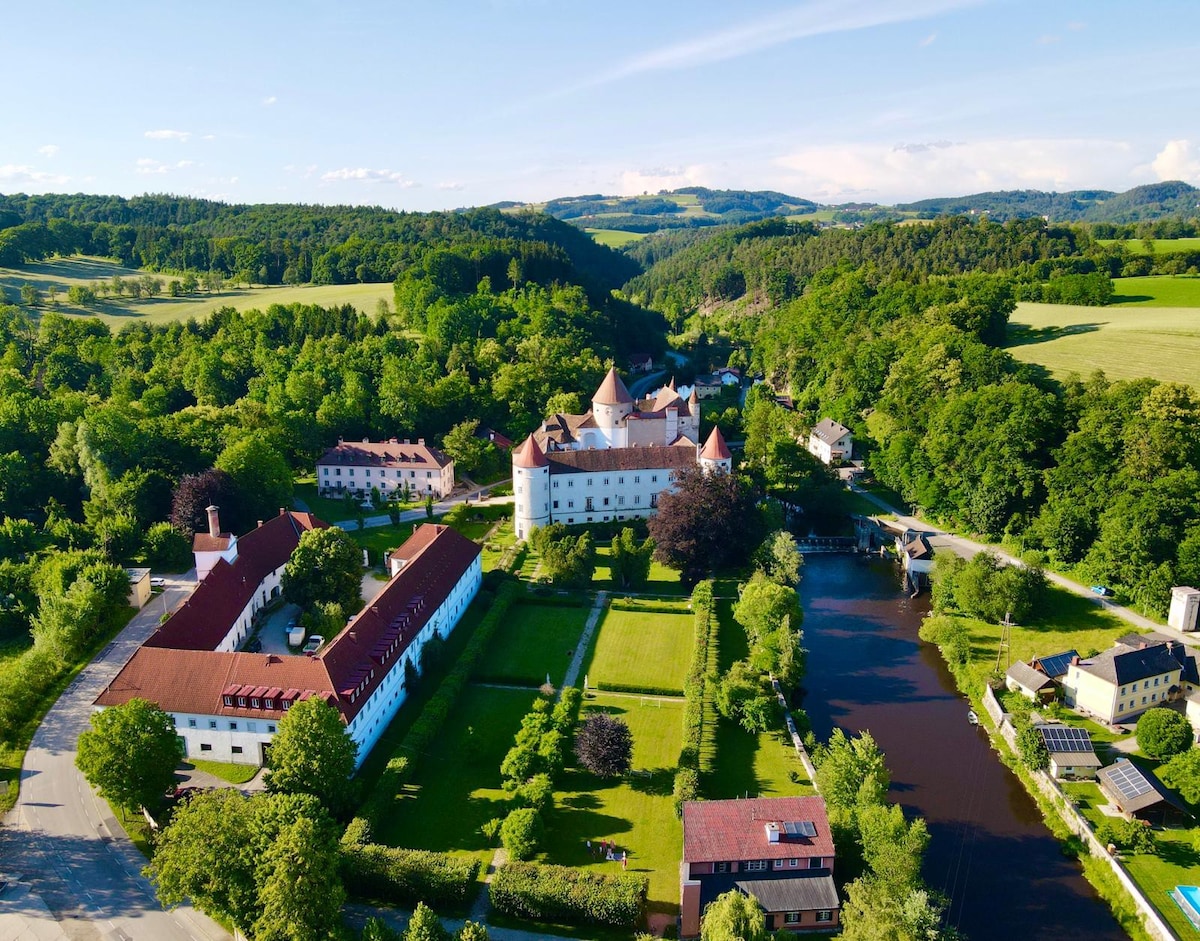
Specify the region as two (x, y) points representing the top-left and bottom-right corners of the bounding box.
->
(1112, 275), (1200, 307)
(582, 607), (693, 694)
(376, 684), (537, 875)
(347, 523), (426, 566)
(185, 758), (260, 785)
(584, 229), (647, 248)
(542, 693), (685, 913)
(0, 256), (395, 328)
(593, 544), (687, 596)
(1006, 299), (1200, 386)
(473, 602), (591, 686)
(1097, 238), (1200, 256)
(706, 719), (813, 800)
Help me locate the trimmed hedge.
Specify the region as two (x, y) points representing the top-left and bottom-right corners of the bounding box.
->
(355, 581), (521, 831)
(675, 580), (719, 812)
(593, 681), (683, 696)
(340, 843), (480, 908)
(607, 599), (690, 614)
(490, 862), (648, 928)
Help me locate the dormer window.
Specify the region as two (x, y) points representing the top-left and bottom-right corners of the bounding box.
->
(237, 696), (246, 707)
(223, 695), (233, 706)
(251, 698), (260, 709)
(264, 698), (273, 709)
(282, 699), (291, 710)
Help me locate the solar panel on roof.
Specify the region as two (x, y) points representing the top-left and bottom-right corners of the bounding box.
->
(1036, 651), (1079, 677)
(1105, 762), (1154, 801)
(782, 821), (817, 837)
(1037, 725), (1093, 753)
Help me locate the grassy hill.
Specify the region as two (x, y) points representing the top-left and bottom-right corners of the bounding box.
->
(0, 256), (395, 328)
(897, 181), (1200, 222)
(1006, 276), (1200, 386)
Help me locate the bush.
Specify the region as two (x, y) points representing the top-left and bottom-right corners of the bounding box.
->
(490, 862), (648, 928)
(1095, 818), (1156, 855)
(513, 773), (554, 813)
(500, 807), (544, 861)
(141, 522), (193, 571)
(340, 815), (372, 847)
(673, 766), (700, 817)
(1016, 723), (1048, 770)
(1135, 708), (1193, 759)
(340, 843), (481, 907)
(574, 714), (633, 777)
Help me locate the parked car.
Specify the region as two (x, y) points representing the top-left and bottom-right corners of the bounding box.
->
(1090, 585), (1113, 597)
(302, 635), (325, 654)
(150, 577), (166, 589)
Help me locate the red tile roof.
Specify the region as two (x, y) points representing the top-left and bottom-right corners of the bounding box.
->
(192, 533), (233, 552)
(98, 524), (481, 726)
(512, 434), (550, 469)
(700, 427), (732, 461)
(683, 797), (835, 863)
(145, 511), (327, 651)
(317, 439), (452, 470)
(592, 367), (633, 405)
(546, 445), (696, 474)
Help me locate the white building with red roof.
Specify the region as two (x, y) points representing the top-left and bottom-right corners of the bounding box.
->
(681, 796), (839, 937)
(512, 368), (733, 539)
(317, 437), (455, 499)
(95, 523), (481, 768)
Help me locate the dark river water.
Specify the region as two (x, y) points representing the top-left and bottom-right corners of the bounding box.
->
(798, 553), (1125, 941)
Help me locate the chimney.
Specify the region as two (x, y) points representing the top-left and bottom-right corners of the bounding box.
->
(363, 437), (370, 444)
(257, 520), (263, 528)
(279, 507), (287, 516)
(1071, 655), (1080, 666)
(206, 505), (221, 538)
(337, 436), (344, 444)
(418, 438), (425, 446)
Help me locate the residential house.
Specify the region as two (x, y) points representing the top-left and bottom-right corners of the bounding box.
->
(95, 523), (482, 768)
(1096, 758), (1191, 826)
(896, 531), (934, 576)
(1005, 661), (1056, 702)
(1031, 650), (1081, 683)
(1035, 723), (1101, 779)
(513, 368), (732, 540)
(692, 376), (725, 399)
(1169, 586), (1200, 632)
(680, 797), (839, 937)
(628, 352), (654, 373)
(806, 420), (853, 466)
(1063, 642), (1184, 725)
(317, 438), (455, 500)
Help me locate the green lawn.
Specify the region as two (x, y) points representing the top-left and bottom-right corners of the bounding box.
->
(1006, 298), (1200, 386)
(376, 685), (537, 877)
(584, 229), (647, 248)
(347, 523), (426, 566)
(582, 607), (693, 694)
(706, 719), (814, 800)
(294, 479), (420, 524)
(542, 693), (685, 914)
(0, 256), (396, 328)
(473, 602), (591, 686)
(1098, 238), (1200, 256)
(185, 758), (260, 785)
(593, 544), (687, 596)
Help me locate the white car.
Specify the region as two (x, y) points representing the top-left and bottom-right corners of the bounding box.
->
(150, 577), (167, 588)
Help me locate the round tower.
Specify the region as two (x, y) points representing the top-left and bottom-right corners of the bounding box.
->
(513, 434), (551, 540)
(698, 427), (733, 475)
(591, 367), (635, 443)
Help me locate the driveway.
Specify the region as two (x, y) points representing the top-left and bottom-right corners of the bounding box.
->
(0, 574), (234, 941)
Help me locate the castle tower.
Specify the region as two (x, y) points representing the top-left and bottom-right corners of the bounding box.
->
(512, 434), (551, 540)
(591, 367), (634, 448)
(698, 427), (733, 475)
(683, 386), (700, 441)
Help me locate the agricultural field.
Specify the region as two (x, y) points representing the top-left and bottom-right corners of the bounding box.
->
(581, 605), (694, 694)
(1097, 237), (1200, 256)
(1006, 296), (1200, 386)
(1111, 275), (1200, 307)
(0, 256), (394, 328)
(584, 229), (646, 248)
(472, 601), (591, 686)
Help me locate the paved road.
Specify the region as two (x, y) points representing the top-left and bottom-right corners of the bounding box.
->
(628, 369), (667, 400)
(853, 486), (1180, 639)
(331, 482), (512, 533)
(0, 574), (233, 941)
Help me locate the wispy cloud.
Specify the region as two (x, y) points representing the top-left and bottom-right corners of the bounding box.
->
(436, 181), (465, 191)
(321, 167), (415, 186)
(919, 32), (938, 46)
(145, 129), (191, 142)
(136, 158), (196, 175)
(262, 95), (277, 106)
(37, 144), (60, 158)
(560, 0), (984, 96)
(0, 164), (70, 187)
(1037, 34), (1060, 45)
(618, 164), (712, 195)
(1067, 20), (1086, 31)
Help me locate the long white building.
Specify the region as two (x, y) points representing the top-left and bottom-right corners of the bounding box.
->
(513, 368), (733, 539)
(95, 523), (481, 768)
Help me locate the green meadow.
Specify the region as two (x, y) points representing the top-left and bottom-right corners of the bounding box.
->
(1097, 237), (1200, 256)
(584, 229), (647, 248)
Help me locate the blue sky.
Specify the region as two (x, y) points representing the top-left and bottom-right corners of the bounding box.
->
(3, 0), (1199, 210)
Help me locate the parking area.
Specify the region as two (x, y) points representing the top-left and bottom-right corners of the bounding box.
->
(249, 602), (304, 655)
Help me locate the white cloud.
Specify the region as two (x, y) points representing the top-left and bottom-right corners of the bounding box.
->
(0, 164), (70, 187)
(919, 32), (937, 46)
(201, 134), (217, 141)
(37, 144), (59, 158)
(436, 181), (465, 191)
(145, 129), (191, 142)
(617, 164), (713, 195)
(569, 0), (983, 93)
(772, 137), (1136, 203)
(1150, 140), (1200, 183)
(136, 158), (196, 175)
(262, 96), (277, 106)
(321, 167), (415, 186)
(1066, 20), (1086, 31)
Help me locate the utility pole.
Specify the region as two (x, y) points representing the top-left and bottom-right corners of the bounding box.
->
(994, 611), (1014, 674)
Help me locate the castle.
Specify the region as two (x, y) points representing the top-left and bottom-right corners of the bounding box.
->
(513, 367), (732, 539)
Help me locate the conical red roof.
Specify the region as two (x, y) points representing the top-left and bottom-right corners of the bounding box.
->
(700, 426), (732, 461)
(592, 367), (633, 405)
(512, 434), (549, 468)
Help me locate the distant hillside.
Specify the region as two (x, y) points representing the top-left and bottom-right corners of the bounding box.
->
(897, 181), (1200, 223)
(510, 188), (820, 234)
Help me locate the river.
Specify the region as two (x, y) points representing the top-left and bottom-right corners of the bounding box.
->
(798, 553), (1125, 941)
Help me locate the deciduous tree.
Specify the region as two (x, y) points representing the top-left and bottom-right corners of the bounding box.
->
(282, 526), (362, 615)
(1135, 708), (1193, 760)
(76, 698), (183, 812)
(265, 697), (358, 818)
(574, 714), (632, 777)
(700, 890), (768, 941)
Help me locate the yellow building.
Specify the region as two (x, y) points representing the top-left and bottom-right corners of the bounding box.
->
(1063, 642), (1184, 725)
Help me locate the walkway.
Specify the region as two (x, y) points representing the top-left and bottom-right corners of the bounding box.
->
(332, 484), (512, 533)
(562, 591), (607, 690)
(851, 486), (1179, 640)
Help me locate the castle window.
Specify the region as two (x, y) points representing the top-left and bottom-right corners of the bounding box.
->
(634, 475), (640, 483)
(651, 474), (658, 483)
(618, 476), (624, 484)
(568, 500), (574, 508)
(634, 495), (640, 504)
(553, 501), (559, 509)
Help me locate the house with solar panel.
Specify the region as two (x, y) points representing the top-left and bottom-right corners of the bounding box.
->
(1030, 649), (1080, 684)
(680, 796), (839, 937)
(1063, 641), (1187, 725)
(1005, 661), (1056, 702)
(1035, 723), (1102, 779)
(1097, 758), (1192, 826)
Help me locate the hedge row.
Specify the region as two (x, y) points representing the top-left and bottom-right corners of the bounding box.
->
(340, 843), (480, 908)
(675, 580), (719, 812)
(593, 681), (684, 697)
(355, 580), (521, 830)
(607, 599), (691, 614)
(490, 861), (648, 928)
(517, 593), (588, 608)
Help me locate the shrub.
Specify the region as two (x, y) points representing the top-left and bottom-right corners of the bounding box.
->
(574, 714), (633, 777)
(1015, 723), (1048, 771)
(339, 843), (480, 907)
(500, 807), (543, 861)
(1095, 818), (1156, 855)
(513, 773), (554, 813)
(490, 862), (647, 928)
(481, 817), (503, 844)
(673, 766), (700, 817)
(1135, 708), (1193, 759)
(340, 815), (372, 847)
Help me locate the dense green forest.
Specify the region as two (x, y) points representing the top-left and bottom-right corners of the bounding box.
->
(897, 180), (1200, 223)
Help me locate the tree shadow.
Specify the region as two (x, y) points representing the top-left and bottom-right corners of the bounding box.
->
(1006, 323), (1104, 348)
(1110, 294), (1154, 304)
(626, 767), (675, 797)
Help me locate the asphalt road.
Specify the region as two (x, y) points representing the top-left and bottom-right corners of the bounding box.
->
(0, 575), (233, 941)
